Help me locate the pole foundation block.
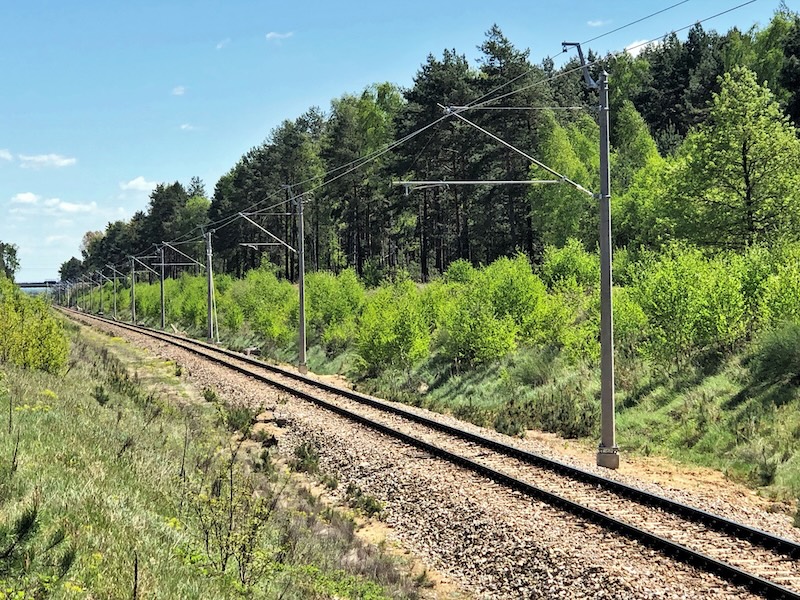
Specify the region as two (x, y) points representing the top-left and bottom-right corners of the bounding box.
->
(298, 364), (308, 375)
(596, 450), (620, 470)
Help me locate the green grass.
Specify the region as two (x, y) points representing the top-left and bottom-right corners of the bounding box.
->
(355, 344), (800, 505)
(0, 326), (422, 599)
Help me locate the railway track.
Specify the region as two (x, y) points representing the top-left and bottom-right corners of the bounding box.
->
(62, 308), (800, 599)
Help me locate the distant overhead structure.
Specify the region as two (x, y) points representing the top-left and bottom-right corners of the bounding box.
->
(17, 280), (57, 289)
(394, 41), (619, 469)
(238, 188), (309, 374)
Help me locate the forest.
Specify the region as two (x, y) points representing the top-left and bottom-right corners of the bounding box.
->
(61, 9), (800, 500)
(63, 8), (800, 282)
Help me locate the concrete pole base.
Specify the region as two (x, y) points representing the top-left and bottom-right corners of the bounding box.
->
(596, 450), (620, 470)
(298, 363), (308, 375)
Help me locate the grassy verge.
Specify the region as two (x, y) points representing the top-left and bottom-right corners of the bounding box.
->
(351, 344), (800, 512)
(0, 322), (422, 599)
(88, 301), (800, 514)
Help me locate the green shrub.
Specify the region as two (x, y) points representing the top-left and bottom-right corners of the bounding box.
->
(357, 280), (429, 373)
(758, 247), (800, 329)
(540, 239), (599, 290)
(631, 246), (746, 364)
(0, 277), (68, 373)
(443, 259), (475, 283)
(440, 283), (517, 364)
(233, 267), (296, 351)
(440, 255), (552, 364)
(307, 269), (364, 354)
(749, 322), (800, 386)
(613, 287), (648, 359)
(292, 442), (320, 474)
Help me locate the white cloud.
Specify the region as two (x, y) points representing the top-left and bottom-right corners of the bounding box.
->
(50, 200), (97, 214)
(11, 192), (39, 204)
(0, 149), (12, 161)
(625, 39), (655, 57)
(46, 235), (71, 245)
(180, 123), (195, 131)
(587, 19), (610, 27)
(265, 31), (293, 41)
(172, 86), (186, 96)
(119, 176), (157, 191)
(18, 153), (77, 168)
(9, 196), (97, 216)
(216, 38), (230, 50)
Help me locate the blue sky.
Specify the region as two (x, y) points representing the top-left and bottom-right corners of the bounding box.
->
(0, 0), (790, 282)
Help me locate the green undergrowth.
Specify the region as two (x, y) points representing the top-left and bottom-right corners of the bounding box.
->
(615, 332), (800, 502)
(70, 244), (800, 509)
(0, 324), (421, 598)
(356, 341), (800, 507)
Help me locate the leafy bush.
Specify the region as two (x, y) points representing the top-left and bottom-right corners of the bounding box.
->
(440, 255), (553, 364)
(307, 269), (364, 354)
(443, 259), (475, 284)
(631, 246), (746, 364)
(233, 267), (296, 351)
(749, 322), (800, 386)
(613, 287), (648, 359)
(357, 280), (429, 372)
(439, 281), (517, 364)
(483, 255), (550, 340)
(0, 277), (68, 373)
(540, 239), (599, 290)
(758, 247), (800, 329)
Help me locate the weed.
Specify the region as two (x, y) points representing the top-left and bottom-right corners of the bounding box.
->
(750, 322), (800, 387)
(174, 363), (183, 377)
(92, 385), (110, 407)
(493, 406), (525, 437)
(345, 483), (383, 517)
(185, 443), (286, 590)
(794, 502), (800, 529)
(511, 348), (557, 387)
(252, 449), (275, 477)
(202, 387), (219, 404)
(251, 427), (277, 448)
(320, 473), (339, 490)
(414, 569), (435, 589)
(225, 405), (259, 435)
(9, 430), (19, 475)
(117, 435), (135, 458)
(0, 498), (75, 597)
(291, 442), (320, 474)
(452, 400), (491, 427)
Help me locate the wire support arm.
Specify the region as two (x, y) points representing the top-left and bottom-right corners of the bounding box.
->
(106, 264), (126, 277)
(238, 213), (297, 254)
(393, 179), (565, 193)
(131, 256), (159, 276)
(162, 241), (206, 269)
(439, 104), (594, 197)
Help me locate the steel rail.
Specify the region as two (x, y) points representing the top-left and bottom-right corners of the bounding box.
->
(61, 309), (800, 599)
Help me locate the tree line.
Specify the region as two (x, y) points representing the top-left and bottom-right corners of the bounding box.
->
(62, 7), (800, 283)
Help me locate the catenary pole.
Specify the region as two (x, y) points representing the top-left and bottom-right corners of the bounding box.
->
(130, 257), (137, 324)
(297, 196), (307, 373)
(106, 264), (119, 319)
(97, 271), (104, 314)
(206, 230), (214, 341)
(596, 70), (619, 469)
(159, 245), (165, 330)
